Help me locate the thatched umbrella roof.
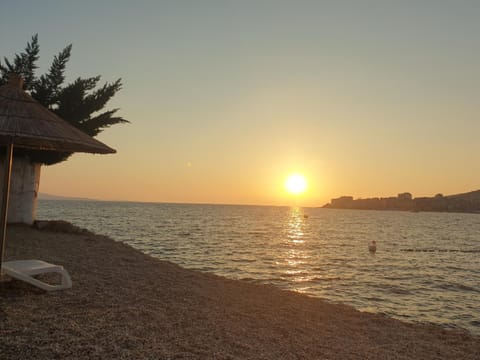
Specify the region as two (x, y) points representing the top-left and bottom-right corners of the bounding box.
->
(0, 75), (116, 154)
(0, 75), (116, 276)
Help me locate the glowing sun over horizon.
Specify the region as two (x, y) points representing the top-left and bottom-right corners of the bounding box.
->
(285, 173), (308, 195)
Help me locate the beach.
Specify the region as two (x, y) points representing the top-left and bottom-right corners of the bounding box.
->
(1, 223), (479, 360)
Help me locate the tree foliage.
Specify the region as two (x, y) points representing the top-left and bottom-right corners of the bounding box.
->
(0, 35), (128, 165)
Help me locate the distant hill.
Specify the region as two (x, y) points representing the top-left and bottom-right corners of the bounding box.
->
(38, 193), (96, 201)
(446, 189), (480, 200)
(324, 189), (480, 213)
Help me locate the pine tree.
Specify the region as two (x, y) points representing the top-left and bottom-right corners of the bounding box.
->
(0, 35), (128, 164)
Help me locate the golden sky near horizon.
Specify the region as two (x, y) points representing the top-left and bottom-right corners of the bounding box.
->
(2, 1), (480, 206)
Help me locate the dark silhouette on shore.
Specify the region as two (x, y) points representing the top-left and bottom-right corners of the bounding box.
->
(323, 190), (480, 213)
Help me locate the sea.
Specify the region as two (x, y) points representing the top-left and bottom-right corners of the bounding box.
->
(37, 200), (480, 335)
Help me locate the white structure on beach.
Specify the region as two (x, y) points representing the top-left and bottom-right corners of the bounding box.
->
(0, 157), (40, 224)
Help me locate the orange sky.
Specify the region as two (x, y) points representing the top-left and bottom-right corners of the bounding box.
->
(3, 1), (480, 206)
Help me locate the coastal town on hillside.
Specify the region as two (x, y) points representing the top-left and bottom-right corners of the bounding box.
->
(323, 190), (480, 213)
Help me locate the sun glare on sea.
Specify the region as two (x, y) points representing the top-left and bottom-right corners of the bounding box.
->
(285, 173), (308, 195)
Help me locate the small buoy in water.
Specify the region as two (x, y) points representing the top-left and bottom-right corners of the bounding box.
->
(369, 240), (377, 253)
(303, 214), (309, 219)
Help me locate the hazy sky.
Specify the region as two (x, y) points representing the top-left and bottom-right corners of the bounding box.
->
(1, 1), (479, 206)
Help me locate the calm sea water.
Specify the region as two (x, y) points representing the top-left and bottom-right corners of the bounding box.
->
(37, 200), (480, 335)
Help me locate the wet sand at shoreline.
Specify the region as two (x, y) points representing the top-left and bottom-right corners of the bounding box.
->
(1, 223), (479, 359)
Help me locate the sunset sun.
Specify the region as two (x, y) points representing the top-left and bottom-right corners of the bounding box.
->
(285, 173), (308, 195)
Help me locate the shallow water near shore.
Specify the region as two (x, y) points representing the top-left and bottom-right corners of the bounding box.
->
(37, 200), (480, 335)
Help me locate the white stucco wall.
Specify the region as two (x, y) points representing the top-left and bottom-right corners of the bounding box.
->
(0, 156), (41, 224)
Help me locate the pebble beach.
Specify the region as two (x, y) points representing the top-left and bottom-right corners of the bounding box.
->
(1, 223), (479, 359)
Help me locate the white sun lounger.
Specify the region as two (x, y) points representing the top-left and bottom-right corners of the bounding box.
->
(2, 260), (72, 291)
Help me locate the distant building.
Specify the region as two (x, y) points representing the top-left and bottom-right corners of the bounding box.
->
(397, 192), (412, 200)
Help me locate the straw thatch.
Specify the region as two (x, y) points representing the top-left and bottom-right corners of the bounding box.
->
(0, 76), (115, 154)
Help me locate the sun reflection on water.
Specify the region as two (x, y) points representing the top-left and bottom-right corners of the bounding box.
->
(280, 207), (313, 289)
(287, 207), (306, 243)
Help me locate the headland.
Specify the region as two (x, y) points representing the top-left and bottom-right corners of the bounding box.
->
(324, 190), (480, 213)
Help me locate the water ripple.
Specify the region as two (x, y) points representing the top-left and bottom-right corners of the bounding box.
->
(37, 201), (480, 335)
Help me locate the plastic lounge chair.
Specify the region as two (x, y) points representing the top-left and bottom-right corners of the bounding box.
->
(2, 260), (72, 291)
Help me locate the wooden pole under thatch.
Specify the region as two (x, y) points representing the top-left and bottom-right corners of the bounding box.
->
(0, 140), (13, 277)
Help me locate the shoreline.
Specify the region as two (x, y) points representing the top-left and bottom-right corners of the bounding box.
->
(1, 222), (479, 359)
